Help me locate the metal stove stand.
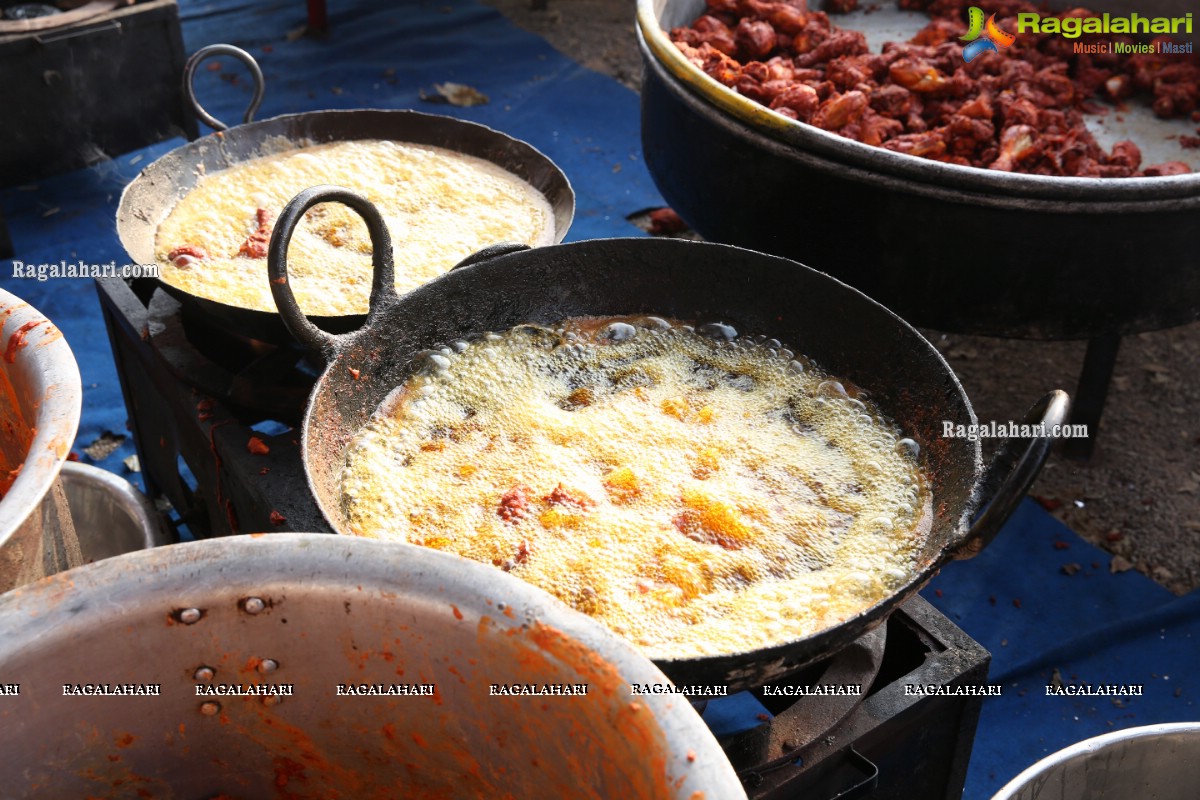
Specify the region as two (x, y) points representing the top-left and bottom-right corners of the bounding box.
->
(739, 597), (989, 800)
(96, 276), (328, 537)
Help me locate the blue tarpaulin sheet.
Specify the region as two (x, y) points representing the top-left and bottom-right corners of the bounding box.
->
(1, 2), (1194, 797)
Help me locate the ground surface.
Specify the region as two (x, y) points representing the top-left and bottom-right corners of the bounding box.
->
(484, 0), (1200, 594)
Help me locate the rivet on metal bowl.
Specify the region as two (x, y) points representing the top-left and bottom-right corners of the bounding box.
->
(199, 701), (221, 716)
(193, 666), (215, 682)
(179, 608), (203, 625)
(257, 658), (279, 674)
(262, 695), (283, 708)
(242, 597), (265, 614)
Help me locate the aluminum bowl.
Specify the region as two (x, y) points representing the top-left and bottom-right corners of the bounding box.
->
(58, 461), (172, 562)
(992, 722), (1200, 799)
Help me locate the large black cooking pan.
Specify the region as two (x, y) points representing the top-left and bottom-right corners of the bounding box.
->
(637, 0), (1200, 339)
(268, 185), (1069, 692)
(116, 45), (574, 344)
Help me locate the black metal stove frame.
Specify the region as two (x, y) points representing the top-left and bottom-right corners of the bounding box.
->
(96, 276), (329, 537)
(741, 597), (989, 800)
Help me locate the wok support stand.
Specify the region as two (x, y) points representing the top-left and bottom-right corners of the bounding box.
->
(727, 597), (989, 800)
(1065, 332), (1121, 461)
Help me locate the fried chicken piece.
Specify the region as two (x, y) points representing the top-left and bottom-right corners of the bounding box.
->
(812, 90), (868, 129)
(736, 17), (777, 60)
(991, 125), (1040, 172)
(769, 83), (821, 120)
(1142, 161), (1192, 176)
(882, 129), (948, 158)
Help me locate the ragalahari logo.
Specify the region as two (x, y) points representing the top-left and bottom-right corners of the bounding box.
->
(960, 7), (1016, 62)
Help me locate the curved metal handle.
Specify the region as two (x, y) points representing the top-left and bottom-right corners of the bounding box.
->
(450, 242), (531, 271)
(268, 185), (396, 361)
(183, 44), (265, 135)
(950, 389), (1071, 560)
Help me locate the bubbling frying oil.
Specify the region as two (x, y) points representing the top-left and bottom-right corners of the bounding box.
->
(153, 140), (554, 316)
(340, 316), (929, 659)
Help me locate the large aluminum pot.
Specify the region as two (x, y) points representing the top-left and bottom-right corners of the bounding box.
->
(0, 288), (82, 589)
(0, 534), (745, 799)
(637, 0), (1200, 339)
(992, 722), (1200, 800)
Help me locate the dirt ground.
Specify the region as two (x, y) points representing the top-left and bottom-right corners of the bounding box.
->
(485, 0), (1200, 594)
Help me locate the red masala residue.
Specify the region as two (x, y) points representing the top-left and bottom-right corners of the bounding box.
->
(410, 732), (427, 748)
(273, 755), (306, 788)
(514, 538), (532, 565)
(114, 732), (136, 749)
(247, 436), (270, 455)
(446, 665), (466, 685)
(207, 419), (235, 531)
(224, 500), (239, 533)
(478, 618), (682, 797)
(646, 207), (689, 236)
(543, 483), (594, 508)
(0, 465), (21, 497)
(269, 510), (287, 526)
(4, 320), (42, 363)
(451, 604), (463, 621)
(498, 484), (531, 523)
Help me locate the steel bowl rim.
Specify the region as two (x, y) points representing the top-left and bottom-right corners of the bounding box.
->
(990, 722), (1200, 800)
(58, 461), (173, 553)
(636, 0), (1200, 203)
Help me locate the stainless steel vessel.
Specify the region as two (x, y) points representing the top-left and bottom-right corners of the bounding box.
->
(58, 461), (172, 561)
(0, 534), (745, 799)
(992, 723), (1200, 800)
